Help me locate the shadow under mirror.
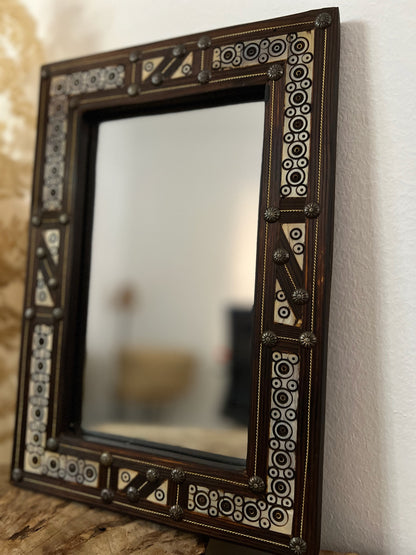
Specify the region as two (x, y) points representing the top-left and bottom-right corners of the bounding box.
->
(81, 101), (265, 460)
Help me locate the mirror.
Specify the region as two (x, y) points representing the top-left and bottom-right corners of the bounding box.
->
(82, 102), (265, 459)
(12, 9), (340, 554)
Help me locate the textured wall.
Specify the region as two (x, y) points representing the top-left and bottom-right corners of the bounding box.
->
(7, 1), (416, 553)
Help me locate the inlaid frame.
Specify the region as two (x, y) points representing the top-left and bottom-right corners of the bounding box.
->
(12, 8), (340, 554)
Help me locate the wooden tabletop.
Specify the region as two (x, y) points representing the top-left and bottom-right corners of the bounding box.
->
(0, 464), (357, 554)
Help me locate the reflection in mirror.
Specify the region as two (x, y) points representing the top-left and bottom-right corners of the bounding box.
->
(82, 102), (265, 459)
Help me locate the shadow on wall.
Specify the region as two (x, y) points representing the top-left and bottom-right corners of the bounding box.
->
(321, 22), (387, 555)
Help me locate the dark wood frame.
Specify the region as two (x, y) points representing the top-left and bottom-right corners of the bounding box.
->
(12, 8), (340, 554)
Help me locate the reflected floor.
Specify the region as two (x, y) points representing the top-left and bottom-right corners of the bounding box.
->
(88, 422), (247, 459)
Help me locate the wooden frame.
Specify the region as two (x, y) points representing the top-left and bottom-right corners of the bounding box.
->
(12, 8), (340, 554)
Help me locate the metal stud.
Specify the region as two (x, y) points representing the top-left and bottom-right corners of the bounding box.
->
(126, 485), (140, 502)
(170, 467), (186, 483)
(46, 437), (58, 451)
(129, 51), (140, 63)
(267, 63), (285, 81)
(47, 277), (58, 289)
(31, 215), (41, 226)
(315, 12), (332, 29)
(24, 308), (35, 320)
(101, 488), (114, 504)
(289, 537), (307, 554)
(273, 248), (290, 265)
(169, 504), (184, 521)
(36, 247), (46, 259)
(52, 307), (64, 320)
(146, 467), (160, 483)
(197, 70), (211, 84)
(69, 97), (79, 109)
(41, 67), (50, 79)
(172, 44), (186, 57)
(12, 468), (23, 482)
(261, 331), (278, 348)
(292, 289), (309, 305)
(127, 83), (139, 96)
(100, 452), (113, 467)
(304, 202), (320, 219)
(197, 35), (211, 49)
(248, 475), (265, 493)
(299, 331), (317, 348)
(59, 213), (69, 225)
(151, 72), (164, 86)
(264, 207), (280, 223)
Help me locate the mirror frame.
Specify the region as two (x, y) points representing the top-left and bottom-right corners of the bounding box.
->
(12, 8), (340, 554)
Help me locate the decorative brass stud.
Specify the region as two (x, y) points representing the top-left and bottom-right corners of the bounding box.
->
(59, 213), (69, 225)
(315, 12), (332, 29)
(267, 63), (285, 81)
(12, 468), (23, 482)
(46, 437), (58, 451)
(289, 537), (307, 554)
(304, 202), (320, 219)
(197, 35), (211, 49)
(151, 72), (164, 86)
(127, 83), (139, 96)
(52, 307), (64, 320)
(69, 97), (79, 109)
(261, 331), (278, 348)
(36, 247), (46, 259)
(24, 308), (35, 320)
(197, 70), (211, 84)
(129, 51), (140, 63)
(31, 215), (41, 226)
(172, 44), (186, 57)
(169, 504), (184, 521)
(126, 485), (140, 502)
(101, 488), (114, 504)
(299, 331), (317, 348)
(146, 467), (160, 483)
(170, 467), (186, 483)
(264, 207), (280, 222)
(292, 289), (309, 305)
(41, 67), (50, 79)
(47, 277), (58, 289)
(248, 475), (265, 493)
(273, 248), (290, 265)
(100, 452), (113, 466)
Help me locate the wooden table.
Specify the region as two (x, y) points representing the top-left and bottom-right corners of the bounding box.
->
(0, 465), (357, 554)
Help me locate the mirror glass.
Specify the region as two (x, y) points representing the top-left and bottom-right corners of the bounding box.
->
(81, 101), (265, 459)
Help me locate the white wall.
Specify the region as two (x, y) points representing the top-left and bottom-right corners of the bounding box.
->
(23, 1), (416, 553)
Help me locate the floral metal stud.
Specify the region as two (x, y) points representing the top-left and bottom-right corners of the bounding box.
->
(31, 215), (41, 226)
(315, 12), (332, 29)
(101, 488), (114, 504)
(12, 468), (23, 482)
(59, 213), (69, 225)
(292, 289), (309, 305)
(52, 307), (64, 320)
(46, 437), (58, 451)
(127, 83), (139, 96)
(267, 63), (285, 80)
(24, 308), (35, 320)
(273, 248), (290, 265)
(261, 331), (278, 348)
(197, 70), (211, 84)
(41, 67), (50, 79)
(264, 207), (280, 222)
(171, 467), (186, 483)
(47, 277), (58, 289)
(172, 44), (186, 57)
(146, 468), (160, 483)
(248, 475), (265, 493)
(151, 72), (164, 86)
(36, 247), (46, 259)
(197, 35), (211, 49)
(99, 452), (113, 466)
(289, 537), (307, 553)
(169, 504), (184, 520)
(126, 485), (140, 502)
(304, 202), (320, 219)
(129, 51), (140, 63)
(299, 331), (317, 348)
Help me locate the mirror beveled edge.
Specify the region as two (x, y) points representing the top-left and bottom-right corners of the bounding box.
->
(11, 8), (340, 554)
